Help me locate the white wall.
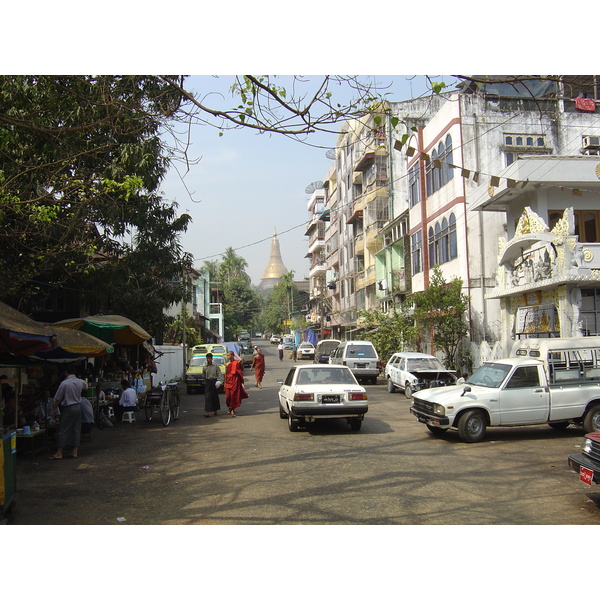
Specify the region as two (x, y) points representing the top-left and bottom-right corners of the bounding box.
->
(153, 345), (185, 383)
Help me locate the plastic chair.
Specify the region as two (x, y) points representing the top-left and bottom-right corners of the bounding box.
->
(122, 411), (136, 423)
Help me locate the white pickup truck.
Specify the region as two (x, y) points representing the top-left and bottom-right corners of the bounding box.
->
(410, 337), (600, 443)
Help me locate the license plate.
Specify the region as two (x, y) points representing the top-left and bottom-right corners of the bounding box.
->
(322, 395), (341, 403)
(417, 416), (427, 424)
(355, 363), (366, 368)
(580, 466), (594, 486)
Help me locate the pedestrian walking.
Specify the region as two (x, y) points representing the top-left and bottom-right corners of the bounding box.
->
(251, 347), (265, 388)
(225, 350), (248, 417)
(278, 341), (284, 361)
(203, 352), (223, 417)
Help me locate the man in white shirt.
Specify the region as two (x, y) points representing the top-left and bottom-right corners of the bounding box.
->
(49, 364), (88, 459)
(116, 379), (137, 421)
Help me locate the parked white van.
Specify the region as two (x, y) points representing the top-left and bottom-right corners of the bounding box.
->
(329, 341), (379, 384)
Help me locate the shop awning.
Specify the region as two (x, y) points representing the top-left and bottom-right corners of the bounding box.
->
(34, 327), (114, 361)
(53, 314), (152, 346)
(0, 301), (57, 355)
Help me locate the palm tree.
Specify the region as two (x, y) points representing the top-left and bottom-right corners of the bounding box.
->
(202, 259), (220, 283)
(220, 247), (250, 283)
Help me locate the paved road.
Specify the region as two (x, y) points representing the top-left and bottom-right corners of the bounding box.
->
(9, 340), (600, 525)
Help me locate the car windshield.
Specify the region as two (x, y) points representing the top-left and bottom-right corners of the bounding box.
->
(407, 357), (445, 370)
(296, 368), (357, 385)
(467, 362), (512, 388)
(190, 356), (224, 367)
(319, 342), (339, 352)
(346, 345), (376, 358)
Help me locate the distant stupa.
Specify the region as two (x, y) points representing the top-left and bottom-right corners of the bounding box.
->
(259, 229), (289, 290)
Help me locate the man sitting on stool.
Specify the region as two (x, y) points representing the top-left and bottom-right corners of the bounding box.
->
(116, 379), (137, 421)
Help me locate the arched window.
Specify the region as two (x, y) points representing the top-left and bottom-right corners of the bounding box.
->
(432, 149), (440, 192)
(425, 157), (433, 196)
(434, 222), (441, 266)
(438, 141), (446, 186)
(445, 135), (454, 181)
(428, 226), (436, 267)
(449, 213), (457, 260)
(441, 217), (449, 263)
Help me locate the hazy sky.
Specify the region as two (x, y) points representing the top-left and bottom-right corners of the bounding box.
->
(159, 75), (449, 285)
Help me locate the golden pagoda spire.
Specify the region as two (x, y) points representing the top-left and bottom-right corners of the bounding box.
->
(259, 229), (289, 289)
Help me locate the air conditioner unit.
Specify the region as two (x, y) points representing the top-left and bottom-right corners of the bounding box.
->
(582, 135), (600, 149)
(582, 148), (600, 156)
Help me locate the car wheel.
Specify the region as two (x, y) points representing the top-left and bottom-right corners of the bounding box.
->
(288, 413), (300, 432)
(371, 376), (378, 385)
(457, 409), (487, 443)
(350, 418), (362, 431)
(279, 403), (287, 419)
(404, 383), (413, 399)
(583, 404), (600, 433)
(387, 378), (396, 393)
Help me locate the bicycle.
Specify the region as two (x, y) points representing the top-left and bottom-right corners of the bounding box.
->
(143, 381), (180, 427)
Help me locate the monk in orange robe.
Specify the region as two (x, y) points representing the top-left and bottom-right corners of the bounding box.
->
(251, 347), (265, 388)
(225, 351), (247, 416)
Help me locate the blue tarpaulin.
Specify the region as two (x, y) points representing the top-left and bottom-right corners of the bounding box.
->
(305, 327), (318, 346)
(223, 341), (241, 357)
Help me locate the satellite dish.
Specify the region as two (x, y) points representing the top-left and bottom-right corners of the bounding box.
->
(305, 181), (324, 194)
(326, 149), (336, 160)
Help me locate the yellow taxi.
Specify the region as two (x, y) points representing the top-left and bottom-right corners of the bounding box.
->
(185, 354), (226, 394)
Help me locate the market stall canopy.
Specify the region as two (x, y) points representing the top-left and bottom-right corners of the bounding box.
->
(34, 327), (114, 361)
(0, 301), (57, 355)
(53, 315), (152, 346)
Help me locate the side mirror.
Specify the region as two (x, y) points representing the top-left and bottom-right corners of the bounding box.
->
(461, 386), (471, 397)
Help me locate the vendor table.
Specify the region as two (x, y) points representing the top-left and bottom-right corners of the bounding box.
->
(16, 428), (46, 457)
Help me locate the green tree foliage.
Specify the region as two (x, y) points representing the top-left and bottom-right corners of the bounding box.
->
(202, 259), (220, 284)
(358, 307), (417, 362)
(219, 247), (250, 284)
(204, 248), (260, 339)
(222, 277), (261, 340)
(411, 266), (470, 370)
(0, 75), (192, 335)
(263, 273), (302, 334)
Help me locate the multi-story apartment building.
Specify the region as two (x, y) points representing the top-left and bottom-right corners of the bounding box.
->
(309, 76), (600, 365)
(304, 185), (327, 329)
(317, 96), (446, 340)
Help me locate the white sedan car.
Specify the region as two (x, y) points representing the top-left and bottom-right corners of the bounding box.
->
(277, 365), (368, 431)
(297, 341), (315, 359)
